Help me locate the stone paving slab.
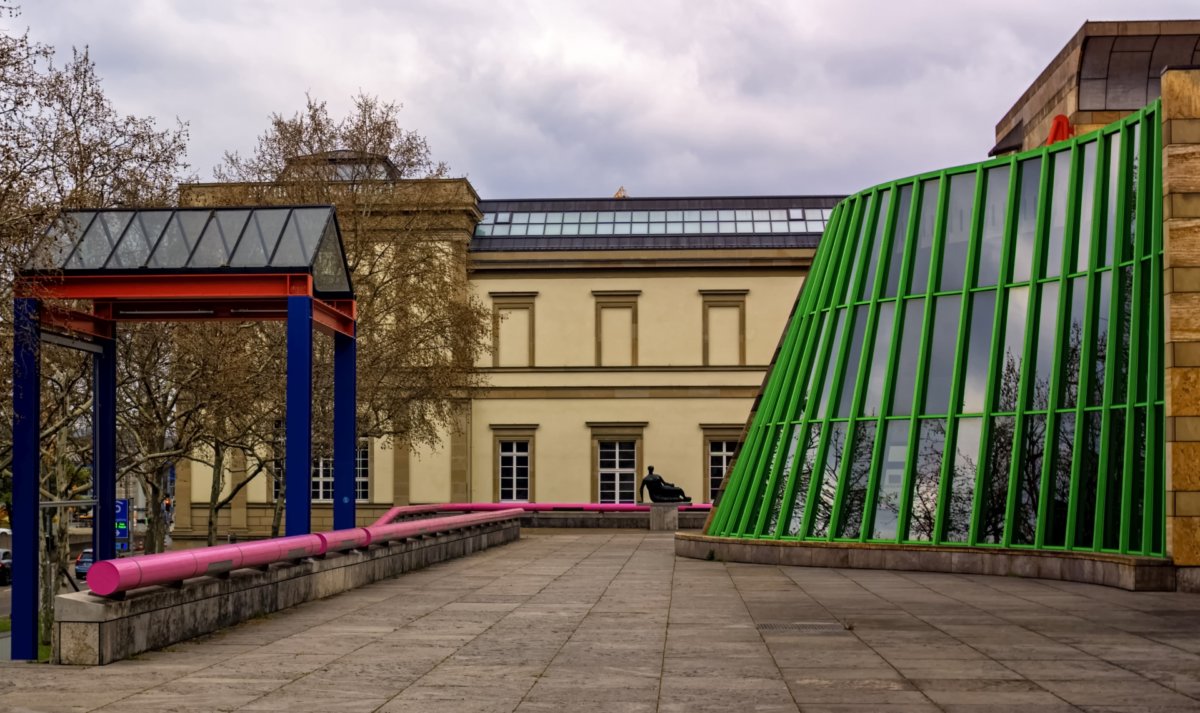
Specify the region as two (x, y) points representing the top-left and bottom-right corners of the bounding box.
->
(1, 530), (1199, 712)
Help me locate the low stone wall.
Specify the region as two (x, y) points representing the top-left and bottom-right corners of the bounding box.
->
(520, 510), (707, 529)
(54, 518), (520, 665)
(676, 533), (1179, 591)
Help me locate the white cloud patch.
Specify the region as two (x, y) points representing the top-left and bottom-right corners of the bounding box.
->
(16, 0), (1200, 198)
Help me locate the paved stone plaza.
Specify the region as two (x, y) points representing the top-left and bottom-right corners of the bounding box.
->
(2, 531), (1200, 712)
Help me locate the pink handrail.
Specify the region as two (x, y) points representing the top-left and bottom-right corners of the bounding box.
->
(86, 509), (523, 597)
(371, 501), (712, 527)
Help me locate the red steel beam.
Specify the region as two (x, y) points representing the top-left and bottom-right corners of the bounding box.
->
(312, 299), (356, 337)
(40, 306), (113, 339)
(15, 273), (314, 300)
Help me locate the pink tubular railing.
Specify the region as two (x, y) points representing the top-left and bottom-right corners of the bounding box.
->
(370, 501), (712, 527)
(86, 508), (524, 597)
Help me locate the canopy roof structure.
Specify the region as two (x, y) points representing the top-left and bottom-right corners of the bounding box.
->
(26, 206), (353, 298)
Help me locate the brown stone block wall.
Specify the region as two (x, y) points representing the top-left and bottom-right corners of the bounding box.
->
(1163, 68), (1200, 567)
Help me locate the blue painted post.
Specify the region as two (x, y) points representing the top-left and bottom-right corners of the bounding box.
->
(11, 298), (40, 660)
(333, 330), (357, 530)
(93, 333), (117, 562)
(286, 296), (313, 536)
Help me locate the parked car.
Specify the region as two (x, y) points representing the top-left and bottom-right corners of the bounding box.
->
(74, 548), (93, 581)
(0, 548), (11, 585)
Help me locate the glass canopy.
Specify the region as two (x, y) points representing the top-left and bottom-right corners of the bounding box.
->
(26, 206), (352, 297)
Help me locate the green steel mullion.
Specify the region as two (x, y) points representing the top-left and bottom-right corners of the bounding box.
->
(1091, 134), (1130, 552)
(831, 187), (896, 540)
(1033, 140), (1084, 549)
(1065, 130), (1115, 550)
(859, 186), (910, 542)
(1145, 105), (1164, 554)
(1118, 109), (1154, 553)
(767, 207), (858, 538)
(934, 165), (987, 545)
(898, 173), (950, 542)
(884, 183), (926, 542)
(747, 207), (853, 536)
(1003, 145), (1056, 548)
(798, 196), (872, 539)
(969, 157), (1020, 545)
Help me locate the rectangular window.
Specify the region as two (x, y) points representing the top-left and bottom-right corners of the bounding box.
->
(594, 291), (640, 367)
(490, 292), (537, 368)
(273, 423), (370, 503)
(701, 290), (748, 366)
(708, 439), (739, 502)
(498, 440), (530, 502)
(598, 440), (637, 503)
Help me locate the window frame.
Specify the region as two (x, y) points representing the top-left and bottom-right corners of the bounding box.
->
(490, 424), (538, 503)
(588, 421), (647, 503)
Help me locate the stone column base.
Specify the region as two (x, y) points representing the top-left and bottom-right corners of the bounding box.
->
(649, 503), (679, 531)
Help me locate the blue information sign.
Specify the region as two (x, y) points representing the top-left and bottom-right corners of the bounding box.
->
(115, 498), (129, 543)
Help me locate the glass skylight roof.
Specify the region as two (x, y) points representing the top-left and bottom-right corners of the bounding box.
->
(26, 207), (352, 297)
(474, 208), (833, 237)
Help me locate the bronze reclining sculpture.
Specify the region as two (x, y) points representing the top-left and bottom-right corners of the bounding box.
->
(639, 466), (691, 503)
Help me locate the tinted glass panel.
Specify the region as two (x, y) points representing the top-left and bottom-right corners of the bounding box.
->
(191, 210), (248, 268)
(883, 184), (914, 297)
(961, 291), (997, 413)
(1059, 278), (1088, 409)
(908, 179), (940, 294)
(835, 422), (875, 539)
(889, 299), (924, 417)
(1089, 278), (1112, 406)
(835, 305), (870, 417)
(1075, 141), (1098, 272)
(1102, 410), (1126, 550)
(809, 423), (847, 538)
(1111, 267), (1133, 405)
(923, 295), (961, 414)
(1029, 283), (1060, 410)
(996, 286), (1029, 412)
(1123, 123), (1140, 261)
(870, 421), (909, 541)
(1044, 413), (1074, 547)
(108, 211), (169, 269)
(784, 426), (822, 537)
(69, 211), (132, 269)
(1011, 413), (1047, 545)
(30, 211), (94, 270)
(979, 416), (1016, 544)
(816, 311), (847, 418)
(858, 189), (891, 300)
(976, 165), (1010, 287)
(313, 222), (351, 294)
(860, 302), (895, 418)
(842, 194), (873, 305)
(1074, 411), (1103, 548)
(1044, 150), (1071, 278)
(939, 172), (977, 291)
(231, 209), (289, 267)
(1012, 159), (1041, 283)
(943, 417), (981, 542)
(1100, 132), (1122, 268)
(907, 419), (945, 541)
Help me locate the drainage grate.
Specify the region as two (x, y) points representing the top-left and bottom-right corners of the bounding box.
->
(757, 622), (847, 633)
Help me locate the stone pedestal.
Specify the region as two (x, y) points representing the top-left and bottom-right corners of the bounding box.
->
(648, 503), (679, 531)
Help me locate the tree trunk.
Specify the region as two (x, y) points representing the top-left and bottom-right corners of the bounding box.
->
(206, 442), (225, 547)
(270, 469), (284, 537)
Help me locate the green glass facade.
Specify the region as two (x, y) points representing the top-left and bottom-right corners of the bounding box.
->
(710, 102), (1165, 556)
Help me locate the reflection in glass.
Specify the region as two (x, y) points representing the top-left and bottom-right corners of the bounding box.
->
(1045, 150), (1071, 278)
(908, 179), (940, 294)
(1073, 411), (1102, 548)
(1102, 411), (1126, 550)
(1075, 141), (1098, 272)
(835, 306), (870, 417)
(1127, 408), (1147, 552)
(923, 295), (961, 414)
(809, 423), (847, 538)
(1012, 159), (1042, 283)
(976, 165), (1010, 287)
(1099, 133), (1122, 268)
(939, 172), (977, 292)
(784, 425), (822, 536)
(1011, 414), (1047, 545)
(1089, 278), (1112, 406)
(1137, 263), (1151, 404)
(943, 417), (981, 542)
(1111, 267), (1133, 405)
(858, 189), (891, 300)
(842, 194), (873, 306)
(871, 421), (909, 540)
(1152, 404), (1165, 555)
(907, 419), (945, 541)
(1124, 123), (1140, 261)
(890, 300), (924, 417)
(815, 311), (847, 418)
(763, 424), (803, 535)
(860, 303), (895, 417)
(883, 184), (914, 297)
(835, 422), (876, 539)
(961, 291), (997, 413)
(979, 416), (1016, 544)
(996, 286), (1029, 412)
(1045, 413), (1074, 547)
(1059, 278), (1087, 409)
(1028, 283), (1060, 410)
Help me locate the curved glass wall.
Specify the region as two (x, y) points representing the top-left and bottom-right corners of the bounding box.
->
(711, 102), (1164, 556)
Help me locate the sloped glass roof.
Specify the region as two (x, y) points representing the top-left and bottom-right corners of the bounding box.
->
(26, 207), (353, 297)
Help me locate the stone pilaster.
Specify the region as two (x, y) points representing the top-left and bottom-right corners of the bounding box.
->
(1162, 68), (1200, 581)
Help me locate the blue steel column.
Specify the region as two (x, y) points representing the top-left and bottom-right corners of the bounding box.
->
(11, 298), (40, 660)
(286, 296), (313, 536)
(93, 331), (117, 562)
(332, 329), (357, 530)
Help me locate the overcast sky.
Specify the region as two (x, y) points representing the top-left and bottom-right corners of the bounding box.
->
(17, 1), (1200, 199)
